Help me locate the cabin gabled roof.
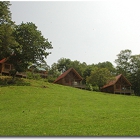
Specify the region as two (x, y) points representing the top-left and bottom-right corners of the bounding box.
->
(102, 74), (132, 89)
(28, 64), (46, 72)
(54, 68), (83, 83)
(0, 58), (8, 64)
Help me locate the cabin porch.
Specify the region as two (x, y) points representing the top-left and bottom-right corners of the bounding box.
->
(114, 89), (134, 95)
(72, 82), (86, 89)
(114, 84), (134, 95)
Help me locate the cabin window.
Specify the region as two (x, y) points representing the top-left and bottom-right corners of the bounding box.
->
(73, 81), (78, 86)
(4, 64), (10, 70)
(122, 87), (126, 90)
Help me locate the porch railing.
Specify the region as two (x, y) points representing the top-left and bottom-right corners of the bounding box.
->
(72, 83), (86, 89)
(114, 89), (134, 94)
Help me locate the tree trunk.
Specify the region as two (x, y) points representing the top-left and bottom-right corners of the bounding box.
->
(12, 72), (16, 82)
(9, 70), (17, 83)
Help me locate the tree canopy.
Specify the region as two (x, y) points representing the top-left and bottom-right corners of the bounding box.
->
(86, 67), (114, 89)
(115, 49), (132, 77)
(9, 22), (53, 78)
(115, 49), (140, 95)
(0, 1), (17, 59)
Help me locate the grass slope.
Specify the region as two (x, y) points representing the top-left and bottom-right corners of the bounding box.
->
(0, 78), (140, 136)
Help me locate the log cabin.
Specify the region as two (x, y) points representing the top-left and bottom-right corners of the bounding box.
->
(0, 58), (47, 78)
(0, 58), (13, 75)
(28, 64), (47, 78)
(101, 74), (134, 95)
(0, 58), (26, 78)
(54, 68), (85, 89)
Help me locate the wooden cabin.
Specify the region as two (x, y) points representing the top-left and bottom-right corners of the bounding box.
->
(0, 58), (26, 78)
(101, 74), (134, 95)
(54, 68), (85, 89)
(0, 58), (13, 75)
(28, 64), (47, 78)
(0, 58), (47, 78)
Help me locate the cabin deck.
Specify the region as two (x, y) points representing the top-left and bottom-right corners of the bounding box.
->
(72, 83), (86, 89)
(114, 89), (134, 95)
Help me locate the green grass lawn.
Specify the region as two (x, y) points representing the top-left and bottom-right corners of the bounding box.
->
(0, 77), (140, 136)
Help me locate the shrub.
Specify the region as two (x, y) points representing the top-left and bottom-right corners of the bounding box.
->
(92, 85), (100, 92)
(0, 76), (30, 86)
(86, 84), (99, 92)
(0, 76), (12, 85)
(86, 84), (93, 91)
(26, 72), (41, 80)
(47, 75), (56, 83)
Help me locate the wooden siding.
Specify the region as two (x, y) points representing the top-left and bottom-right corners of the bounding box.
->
(101, 74), (134, 95)
(0, 63), (12, 74)
(0, 59), (47, 78)
(54, 68), (84, 89)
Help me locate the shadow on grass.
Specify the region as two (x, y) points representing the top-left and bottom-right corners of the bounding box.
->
(0, 76), (31, 87)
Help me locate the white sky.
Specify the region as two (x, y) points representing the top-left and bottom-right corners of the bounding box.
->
(10, 0), (140, 66)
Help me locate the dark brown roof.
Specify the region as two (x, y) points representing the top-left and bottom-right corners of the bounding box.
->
(54, 68), (83, 83)
(102, 74), (132, 89)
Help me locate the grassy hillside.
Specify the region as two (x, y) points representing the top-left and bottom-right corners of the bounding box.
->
(0, 77), (140, 136)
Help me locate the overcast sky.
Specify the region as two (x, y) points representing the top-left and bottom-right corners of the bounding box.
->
(10, 0), (140, 66)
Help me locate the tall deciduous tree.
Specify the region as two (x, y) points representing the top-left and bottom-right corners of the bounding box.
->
(115, 49), (132, 77)
(96, 61), (116, 75)
(129, 55), (140, 95)
(83, 64), (95, 83)
(47, 63), (61, 82)
(115, 49), (140, 95)
(86, 68), (114, 89)
(0, 1), (17, 59)
(9, 22), (53, 79)
(57, 58), (71, 73)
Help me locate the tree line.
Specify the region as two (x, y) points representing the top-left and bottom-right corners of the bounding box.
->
(47, 49), (140, 96)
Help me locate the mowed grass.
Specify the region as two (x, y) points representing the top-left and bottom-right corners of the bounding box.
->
(0, 78), (140, 136)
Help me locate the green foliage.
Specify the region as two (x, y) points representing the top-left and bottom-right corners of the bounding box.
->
(1, 78), (140, 136)
(7, 22), (52, 79)
(92, 85), (100, 91)
(0, 1), (12, 24)
(96, 61), (116, 75)
(26, 72), (41, 80)
(57, 58), (71, 73)
(47, 63), (61, 82)
(115, 50), (140, 95)
(86, 84), (99, 91)
(86, 84), (93, 91)
(115, 49), (132, 77)
(86, 67), (114, 89)
(47, 75), (56, 83)
(0, 1), (17, 59)
(13, 22), (53, 63)
(82, 64), (95, 84)
(0, 76), (12, 85)
(129, 55), (140, 95)
(0, 76), (30, 86)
